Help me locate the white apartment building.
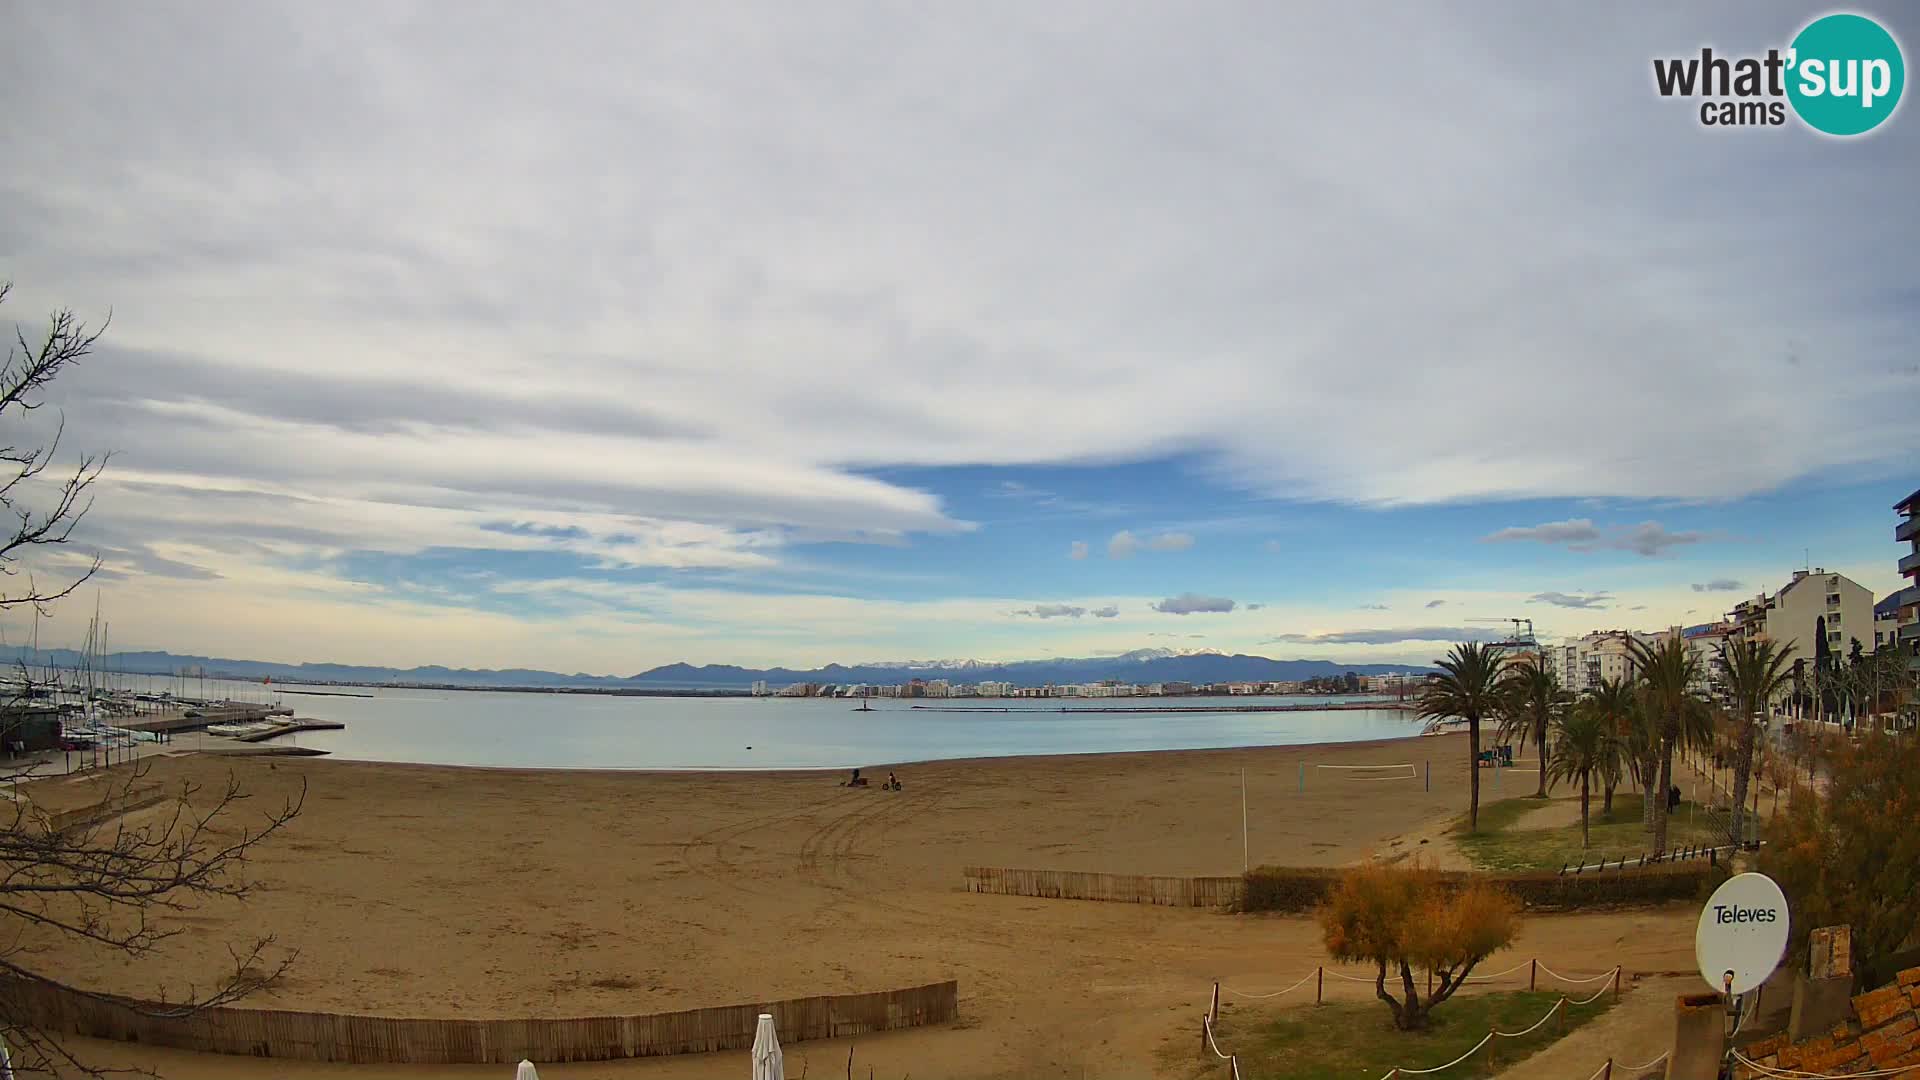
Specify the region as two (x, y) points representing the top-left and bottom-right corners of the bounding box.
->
(925, 679), (951, 698)
(1548, 630), (1654, 694)
(1729, 567), (1877, 663)
(1876, 593), (1903, 653)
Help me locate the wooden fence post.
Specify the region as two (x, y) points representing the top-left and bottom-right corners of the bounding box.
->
(1210, 982), (1219, 1023)
(1529, 959), (1537, 991)
(1200, 1016), (1208, 1054)
(1603, 1058), (1612, 1079)
(1612, 968), (1621, 1002)
(1316, 967), (1323, 1006)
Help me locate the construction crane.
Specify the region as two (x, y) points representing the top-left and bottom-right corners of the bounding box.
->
(1488, 618), (1539, 651)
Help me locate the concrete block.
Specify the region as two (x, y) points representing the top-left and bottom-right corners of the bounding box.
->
(1667, 993), (1727, 1080)
(1792, 973), (1857, 1042)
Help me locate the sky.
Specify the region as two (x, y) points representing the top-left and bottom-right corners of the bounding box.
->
(1, 2), (1915, 674)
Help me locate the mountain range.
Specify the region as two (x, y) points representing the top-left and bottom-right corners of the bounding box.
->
(0, 646), (1433, 691)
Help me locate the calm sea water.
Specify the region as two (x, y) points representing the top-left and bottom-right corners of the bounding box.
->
(137, 683), (1421, 770)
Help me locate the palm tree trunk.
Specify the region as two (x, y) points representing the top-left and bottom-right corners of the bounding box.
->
(1468, 717), (1481, 832)
(1729, 710), (1756, 848)
(1535, 725), (1547, 797)
(1602, 777), (1615, 817)
(1642, 751), (1657, 829)
(1581, 773), (1591, 848)
(1652, 739), (1673, 854)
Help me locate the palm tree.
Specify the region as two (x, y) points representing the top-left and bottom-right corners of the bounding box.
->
(1583, 677), (1639, 816)
(1548, 705), (1615, 847)
(1418, 642), (1508, 832)
(1714, 639), (1795, 848)
(1497, 656), (1571, 798)
(1628, 635), (1714, 855)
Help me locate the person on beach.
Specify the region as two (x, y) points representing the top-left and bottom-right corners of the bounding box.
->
(884, 771), (900, 791)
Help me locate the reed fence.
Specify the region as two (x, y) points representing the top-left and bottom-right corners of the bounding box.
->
(4, 978), (958, 1064)
(963, 866), (1243, 909)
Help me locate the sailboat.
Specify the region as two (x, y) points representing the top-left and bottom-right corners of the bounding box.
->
(854, 696), (873, 713)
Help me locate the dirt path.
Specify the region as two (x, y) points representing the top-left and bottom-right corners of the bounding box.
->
(1487, 975), (1690, 1080)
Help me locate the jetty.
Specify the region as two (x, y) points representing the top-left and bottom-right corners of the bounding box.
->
(233, 718), (345, 743)
(123, 704), (292, 735)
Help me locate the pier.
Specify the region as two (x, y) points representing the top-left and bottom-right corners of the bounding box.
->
(234, 718), (345, 742)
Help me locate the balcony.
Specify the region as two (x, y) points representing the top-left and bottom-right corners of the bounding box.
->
(1901, 549), (1920, 577)
(1899, 514), (1920, 544)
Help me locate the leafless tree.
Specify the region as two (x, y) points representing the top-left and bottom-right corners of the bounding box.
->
(0, 282), (109, 616)
(0, 283), (304, 1076)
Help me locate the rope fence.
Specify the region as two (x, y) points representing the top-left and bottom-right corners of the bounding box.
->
(1202, 966), (1623, 1079)
(1729, 1049), (1917, 1078)
(1214, 958), (1621, 1008)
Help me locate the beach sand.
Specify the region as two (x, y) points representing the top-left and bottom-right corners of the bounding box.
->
(19, 734), (1704, 1079)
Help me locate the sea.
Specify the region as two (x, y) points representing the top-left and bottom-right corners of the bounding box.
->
(101, 676), (1423, 770)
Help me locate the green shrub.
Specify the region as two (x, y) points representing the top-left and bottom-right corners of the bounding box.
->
(1241, 862), (1710, 914)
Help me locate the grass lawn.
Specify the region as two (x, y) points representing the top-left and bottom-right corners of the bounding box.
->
(1166, 990), (1616, 1080)
(1455, 795), (1739, 872)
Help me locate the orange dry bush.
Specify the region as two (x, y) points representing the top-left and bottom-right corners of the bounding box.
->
(1318, 861), (1521, 1030)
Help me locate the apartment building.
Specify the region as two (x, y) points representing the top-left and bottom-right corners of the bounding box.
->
(1898, 488), (1920, 673)
(1878, 593), (1905, 653)
(1729, 567), (1877, 664)
(1547, 630), (1653, 693)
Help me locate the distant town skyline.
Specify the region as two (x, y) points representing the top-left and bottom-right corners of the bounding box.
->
(1, 3), (1914, 671)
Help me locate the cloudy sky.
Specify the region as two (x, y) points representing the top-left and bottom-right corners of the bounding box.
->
(2, 2), (1915, 673)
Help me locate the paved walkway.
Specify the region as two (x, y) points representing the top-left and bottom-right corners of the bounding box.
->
(1489, 975), (1690, 1080)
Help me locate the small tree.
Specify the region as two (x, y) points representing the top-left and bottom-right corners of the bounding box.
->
(1417, 643), (1508, 833)
(1318, 861), (1520, 1030)
(1715, 638), (1795, 849)
(1762, 732), (1920, 990)
(1583, 677), (1638, 817)
(1496, 656), (1569, 799)
(1547, 705), (1615, 848)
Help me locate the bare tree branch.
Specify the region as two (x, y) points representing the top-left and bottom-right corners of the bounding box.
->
(0, 283), (299, 1075)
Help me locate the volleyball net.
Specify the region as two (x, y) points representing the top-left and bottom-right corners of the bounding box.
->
(1313, 762), (1419, 781)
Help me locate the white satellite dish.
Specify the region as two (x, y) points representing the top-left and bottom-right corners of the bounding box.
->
(1695, 872), (1790, 996)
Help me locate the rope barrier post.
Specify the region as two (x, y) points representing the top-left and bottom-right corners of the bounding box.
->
(1603, 1058), (1612, 1079)
(1612, 967), (1621, 1002)
(1210, 981), (1219, 1023)
(1200, 1016), (1207, 1054)
(1530, 958), (1537, 991)
(1316, 966), (1323, 1006)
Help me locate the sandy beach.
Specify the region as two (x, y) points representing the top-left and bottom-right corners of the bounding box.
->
(20, 734), (1705, 1079)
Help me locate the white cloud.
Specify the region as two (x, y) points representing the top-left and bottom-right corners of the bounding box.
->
(1108, 530), (1143, 559)
(1149, 532), (1194, 552)
(1529, 591), (1613, 610)
(1692, 578), (1744, 592)
(1152, 593), (1236, 615)
(1069, 540), (1089, 560)
(1017, 603), (1087, 619)
(1091, 605), (1120, 618)
(1484, 519), (1705, 557)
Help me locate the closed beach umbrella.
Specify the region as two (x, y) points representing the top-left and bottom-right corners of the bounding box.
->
(514, 1060), (538, 1080)
(751, 1013), (784, 1080)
